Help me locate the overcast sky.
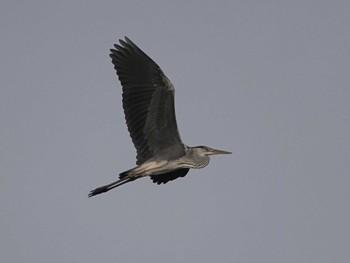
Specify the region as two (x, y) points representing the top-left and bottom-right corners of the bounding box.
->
(1, 1), (349, 262)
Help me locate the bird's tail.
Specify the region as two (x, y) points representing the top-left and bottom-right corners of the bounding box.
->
(119, 168), (132, 179)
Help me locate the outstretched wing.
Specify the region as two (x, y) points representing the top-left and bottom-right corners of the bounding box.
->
(110, 37), (185, 165)
(150, 168), (190, 184)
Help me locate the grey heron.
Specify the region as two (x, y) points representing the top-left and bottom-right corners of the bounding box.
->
(89, 37), (231, 197)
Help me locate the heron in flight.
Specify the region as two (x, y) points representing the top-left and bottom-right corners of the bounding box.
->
(89, 37), (231, 197)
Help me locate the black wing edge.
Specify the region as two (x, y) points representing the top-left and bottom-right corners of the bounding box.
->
(150, 168), (190, 185)
(110, 36), (156, 64)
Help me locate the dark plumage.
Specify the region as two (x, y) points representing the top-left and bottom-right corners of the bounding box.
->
(89, 37), (231, 197)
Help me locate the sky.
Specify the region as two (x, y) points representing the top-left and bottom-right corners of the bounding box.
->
(1, 1), (349, 262)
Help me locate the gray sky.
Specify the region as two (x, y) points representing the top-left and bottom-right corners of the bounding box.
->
(1, 1), (349, 262)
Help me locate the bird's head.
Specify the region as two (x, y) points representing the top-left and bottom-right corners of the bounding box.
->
(193, 146), (232, 156)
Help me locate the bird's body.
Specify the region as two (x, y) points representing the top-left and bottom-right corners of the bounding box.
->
(89, 37), (231, 197)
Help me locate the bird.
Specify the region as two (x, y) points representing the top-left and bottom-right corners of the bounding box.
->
(89, 37), (231, 197)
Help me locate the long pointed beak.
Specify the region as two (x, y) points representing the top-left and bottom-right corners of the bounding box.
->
(208, 148), (232, 155)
